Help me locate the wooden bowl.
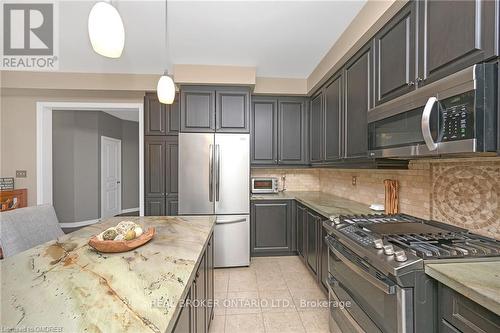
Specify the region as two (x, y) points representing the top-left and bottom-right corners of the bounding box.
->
(88, 227), (156, 253)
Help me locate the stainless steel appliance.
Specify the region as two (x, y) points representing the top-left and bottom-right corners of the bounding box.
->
(324, 214), (499, 333)
(368, 63), (498, 158)
(179, 133), (250, 267)
(251, 177), (278, 194)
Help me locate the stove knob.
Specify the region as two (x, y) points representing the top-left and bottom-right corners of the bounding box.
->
(373, 239), (384, 249)
(394, 250), (408, 262)
(383, 244), (394, 256)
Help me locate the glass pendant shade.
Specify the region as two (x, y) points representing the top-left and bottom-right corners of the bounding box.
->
(157, 74), (176, 104)
(88, 2), (125, 58)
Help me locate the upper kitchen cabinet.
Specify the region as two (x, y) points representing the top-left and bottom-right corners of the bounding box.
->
(216, 87), (250, 133)
(278, 98), (308, 164)
(144, 92), (180, 136)
(323, 72), (343, 162)
(309, 91), (324, 163)
(344, 43), (372, 159)
(417, 0), (498, 86)
(180, 86), (215, 132)
(251, 96), (308, 166)
(251, 97), (278, 165)
(374, 1), (416, 105)
(180, 86), (250, 133)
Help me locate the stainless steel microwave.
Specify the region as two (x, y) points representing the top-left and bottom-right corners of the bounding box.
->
(368, 63), (497, 158)
(251, 177), (278, 194)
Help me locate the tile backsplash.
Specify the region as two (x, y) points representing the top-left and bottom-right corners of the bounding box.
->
(251, 157), (500, 239)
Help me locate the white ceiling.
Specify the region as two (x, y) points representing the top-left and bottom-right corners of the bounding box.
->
(58, 0), (366, 78)
(102, 109), (139, 122)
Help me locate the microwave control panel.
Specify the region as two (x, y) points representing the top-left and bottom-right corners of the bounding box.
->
(439, 91), (475, 142)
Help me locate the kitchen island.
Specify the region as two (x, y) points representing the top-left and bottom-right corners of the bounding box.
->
(0, 215), (216, 333)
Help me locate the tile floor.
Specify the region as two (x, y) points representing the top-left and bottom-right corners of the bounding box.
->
(209, 256), (343, 333)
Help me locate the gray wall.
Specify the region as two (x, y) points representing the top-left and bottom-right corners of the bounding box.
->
(53, 111), (139, 224)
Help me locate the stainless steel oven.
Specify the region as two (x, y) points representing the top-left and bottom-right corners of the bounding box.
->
(368, 63), (497, 158)
(326, 236), (414, 333)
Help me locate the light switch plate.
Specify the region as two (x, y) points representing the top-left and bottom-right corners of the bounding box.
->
(16, 170), (27, 178)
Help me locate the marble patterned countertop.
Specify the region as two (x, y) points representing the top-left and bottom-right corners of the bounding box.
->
(425, 261), (500, 316)
(0, 215), (216, 333)
(251, 191), (374, 219)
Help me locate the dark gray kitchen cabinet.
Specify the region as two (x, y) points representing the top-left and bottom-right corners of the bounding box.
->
(172, 287), (192, 333)
(145, 197), (165, 216)
(438, 283), (500, 333)
(417, 0), (498, 86)
(181, 86), (215, 133)
(374, 1), (416, 105)
(206, 234), (214, 328)
(251, 98), (278, 164)
(306, 210), (319, 276)
(278, 98), (308, 164)
(144, 136), (178, 216)
(344, 44), (371, 159)
(318, 225), (328, 293)
(194, 253), (206, 333)
(323, 73), (343, 162)
(216, 88), (250, 133)
(310, 91), (324, 163)
(144, 92), (180, 136)
(296, 204), (307, 260)
(251, 96), (308, 166)
(250, 200), (294, 256)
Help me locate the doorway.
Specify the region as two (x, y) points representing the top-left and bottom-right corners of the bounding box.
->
(101, 136), (122, 218)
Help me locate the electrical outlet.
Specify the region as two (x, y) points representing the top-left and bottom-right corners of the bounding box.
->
(16, 170), (27, 178)
(352, 176), (357, 186)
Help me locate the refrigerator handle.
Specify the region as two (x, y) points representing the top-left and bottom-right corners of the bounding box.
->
(209, 144), (214, 202)
(215, 144), (220, 201)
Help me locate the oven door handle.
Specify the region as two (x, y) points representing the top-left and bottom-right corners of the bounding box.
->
(328, 241), (396, 295)
(421, 96), (438, 151)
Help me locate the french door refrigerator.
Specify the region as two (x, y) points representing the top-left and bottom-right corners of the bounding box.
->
(178, 133), (250, 267)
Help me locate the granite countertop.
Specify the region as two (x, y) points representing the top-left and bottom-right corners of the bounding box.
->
(251, 191), (374, 220)
(0, 215), (216, 333)
(425, 262), (500, 316)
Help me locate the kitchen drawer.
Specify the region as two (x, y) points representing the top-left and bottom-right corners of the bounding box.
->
(438, 283), (500, 333)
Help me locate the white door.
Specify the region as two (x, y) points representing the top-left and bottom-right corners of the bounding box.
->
(101, 136), (121, 218)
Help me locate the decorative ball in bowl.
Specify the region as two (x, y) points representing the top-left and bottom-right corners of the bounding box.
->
(88, 221), (156, 253)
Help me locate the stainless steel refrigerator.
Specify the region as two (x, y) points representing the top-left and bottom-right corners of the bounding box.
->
(178, 133), (250, 267)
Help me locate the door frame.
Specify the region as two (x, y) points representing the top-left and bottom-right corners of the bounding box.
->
(36, 101), (144, 225)
(100, 136), (122, 218)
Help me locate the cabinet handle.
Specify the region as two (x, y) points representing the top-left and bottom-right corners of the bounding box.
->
(415, 77), (423, 84)
(407, 81), (415, 86)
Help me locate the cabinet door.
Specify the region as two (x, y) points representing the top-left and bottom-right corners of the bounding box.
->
(418, 0), (497, 86)
(345, 44), (371, 159)
(310, 92), (324, 163)
(166, 196), (178, 216)
(306, 211), (318, 276)
(206, 234), (214, 329)
(145, 197), (165, 216)
(181, 86), (215, 133)
(250, 200), (292, 255)
(374, 1), (416, 105)
(324, 73), (343, 162)
(145, 136), (165, 197)
(172, 287), (192, 333)
(296, 204), (306, 260)
(144, 93), (166, 136)
(319, 225), (328, 293)
(165, 137), (178, 196)
(278, 98), (308, 164)
(216, 88), (250, 133)
(195, 254), (206, 333)
(251, 98), (278, 165)
(167, 94), (180, 135)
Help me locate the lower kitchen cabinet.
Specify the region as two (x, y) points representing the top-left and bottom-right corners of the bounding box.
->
(145, 197), (165, 216)
(172, 230), (214, 333)
(438, 283), (500, 333)
(166, 196), (178, 216)
(306, 210), (319, 276)
(296, 204), (307, 260)
(319, 224), (328, 292)
(250, 200), (294, 256)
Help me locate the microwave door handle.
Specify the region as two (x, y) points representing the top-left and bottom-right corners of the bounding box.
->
(209, 144), (214, 202)
(421, 97), (438, 151)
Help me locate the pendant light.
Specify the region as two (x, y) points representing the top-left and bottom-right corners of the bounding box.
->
(157, 0), (176, 104)
(88, 1), (125, 58)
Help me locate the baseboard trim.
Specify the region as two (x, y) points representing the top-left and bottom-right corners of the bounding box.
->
(121, 207), (139, 214)
(59, 219), (100, 228)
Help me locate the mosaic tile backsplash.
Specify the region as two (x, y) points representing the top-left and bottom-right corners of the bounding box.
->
(251, 157), (500, 239)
